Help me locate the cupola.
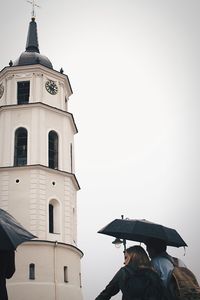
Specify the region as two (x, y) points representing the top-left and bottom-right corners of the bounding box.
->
(14, 17), (53, 69)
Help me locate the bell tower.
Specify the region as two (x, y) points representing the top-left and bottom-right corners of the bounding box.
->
(0, 12), (83, 300)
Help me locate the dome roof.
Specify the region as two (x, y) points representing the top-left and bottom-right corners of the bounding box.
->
(14, 51), (53, 69)
(13, 17), (53, 69)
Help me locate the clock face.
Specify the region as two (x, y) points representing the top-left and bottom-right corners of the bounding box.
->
(45, 80), (58, 95)
(0, 83), (4, 99)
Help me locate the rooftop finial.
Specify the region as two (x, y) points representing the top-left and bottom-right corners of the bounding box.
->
(27, 0), (40, 19)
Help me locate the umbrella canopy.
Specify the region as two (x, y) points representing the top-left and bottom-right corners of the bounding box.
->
(0, 208), (37, 250)
(98, 218), (187, 247)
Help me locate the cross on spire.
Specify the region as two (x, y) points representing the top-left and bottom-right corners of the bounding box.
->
(27, 0), (40, 19)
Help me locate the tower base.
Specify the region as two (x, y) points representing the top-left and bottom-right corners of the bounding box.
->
(7, 241), (83, 300)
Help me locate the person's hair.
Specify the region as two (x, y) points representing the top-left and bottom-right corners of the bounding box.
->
(146, 238), (167, 254)
(125, 245), (150, 268)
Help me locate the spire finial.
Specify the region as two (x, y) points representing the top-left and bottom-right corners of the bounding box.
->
(27, 0), (40, 19)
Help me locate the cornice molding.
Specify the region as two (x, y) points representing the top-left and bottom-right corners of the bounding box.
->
(22, 239), (84, 257)
(0, 102), (78, 134)
(0, 65), (73, 95)
(0, 164), (80, 190)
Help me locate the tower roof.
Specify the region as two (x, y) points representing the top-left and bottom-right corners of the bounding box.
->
(14, 17), (53, 69)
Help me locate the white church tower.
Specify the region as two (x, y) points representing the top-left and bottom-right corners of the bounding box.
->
(0, 9), (83, 300)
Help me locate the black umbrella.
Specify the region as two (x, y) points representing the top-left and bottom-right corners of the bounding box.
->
(0, 208), (37, 250)
(98, 218), (187, 247)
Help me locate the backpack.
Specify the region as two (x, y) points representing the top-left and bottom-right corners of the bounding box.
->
(167, 257), (200, 300)
(123, 266), (167, 300)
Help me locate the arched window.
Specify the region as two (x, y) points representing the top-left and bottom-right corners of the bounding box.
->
(29, 263), (35, 280)
(70, 143), (73, 173)
(49, 204), (54, 233)
(48, 131), (58, 169)
(14, 127), (28, 166)
(49, 200), (60, 234)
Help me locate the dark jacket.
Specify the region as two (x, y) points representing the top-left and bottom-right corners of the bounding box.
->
(95, 265), (168, 300)
(0, 251), (15, 300)
(95, 266), (128, 300)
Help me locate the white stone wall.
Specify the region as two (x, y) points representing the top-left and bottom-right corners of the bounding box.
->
(0, 104), (76, 172)
(7, 241), (83, 300)
(0, 65), (72, 110)
(0, 61), (82, 300)
(0, 166), (78, 244)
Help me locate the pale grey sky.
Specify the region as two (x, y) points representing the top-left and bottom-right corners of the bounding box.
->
(1, 1), (200, 299)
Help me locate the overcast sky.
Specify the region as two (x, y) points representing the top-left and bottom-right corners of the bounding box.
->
(1, 1), (200, 299)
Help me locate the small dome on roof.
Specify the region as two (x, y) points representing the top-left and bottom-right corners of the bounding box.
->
(14, 51), (53, 69)
(13, 17), (53, 69)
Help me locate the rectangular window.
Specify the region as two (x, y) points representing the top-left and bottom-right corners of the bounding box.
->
(17, 81), (30, 104)
(48, 131), (58, 169)
(79, 272), (82, 288)
(64, 266), (68, 283)
(29, 263), (35, 280)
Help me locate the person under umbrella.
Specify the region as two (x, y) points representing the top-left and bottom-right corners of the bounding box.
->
(145, 238), (186, 287)
(95, 245), (168, 300)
